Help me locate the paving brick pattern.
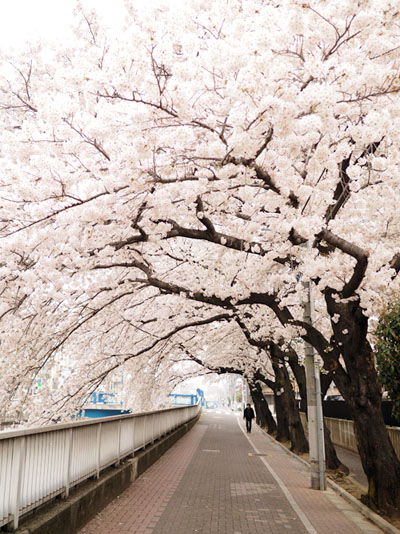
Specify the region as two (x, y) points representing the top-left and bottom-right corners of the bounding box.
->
(79, 423), (207, 534)
(79, 411), (384, 534)
(151, 415), (308, 534)
(246, 421), (381, 534)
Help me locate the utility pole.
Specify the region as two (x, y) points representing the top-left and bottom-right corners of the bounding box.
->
(303, 275), (326, 490)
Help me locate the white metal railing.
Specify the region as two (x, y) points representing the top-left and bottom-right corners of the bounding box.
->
(0, 403), (200, 530)
(300, 413), (400, 459)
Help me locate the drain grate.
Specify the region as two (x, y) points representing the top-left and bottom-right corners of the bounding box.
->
(248, 452), (268, 457)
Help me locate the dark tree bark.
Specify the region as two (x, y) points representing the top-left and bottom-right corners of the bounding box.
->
(274, 391), (290, 442)
(184, 353), (284, 442)
(231, 318), (293, 445)
(265, 278), (400, 510)
(284, 347), (347, 472)
(253, 369), (290, 442)
(318, 371), (349, 473)
(270, 350), (309, 454)
(256, 374), (290, 443)
(249, 380), (277, 435)
(322, 423), (349, 473)
(322, 290), (400, 512)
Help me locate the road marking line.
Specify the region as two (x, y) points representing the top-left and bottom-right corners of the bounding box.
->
(237, 418), (318, 534)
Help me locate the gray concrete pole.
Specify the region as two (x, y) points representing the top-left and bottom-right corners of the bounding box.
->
(303, 277), (326, 490)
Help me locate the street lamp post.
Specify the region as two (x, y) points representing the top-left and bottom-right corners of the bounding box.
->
(303, 276), (326, 490)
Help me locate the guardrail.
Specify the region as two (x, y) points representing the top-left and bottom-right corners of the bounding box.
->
(0, 403), (200, 530)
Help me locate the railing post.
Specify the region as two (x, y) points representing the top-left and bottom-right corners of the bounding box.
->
(96, 423), (102, 479)
(131, 417), (135, 456)
(64, 428), (73, 498)
(0, 405), (202, 531)
(10, 437), (25, 530)
(115, 419), (122, 466)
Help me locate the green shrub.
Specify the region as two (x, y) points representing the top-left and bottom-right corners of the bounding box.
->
(375, 301), (400, 419)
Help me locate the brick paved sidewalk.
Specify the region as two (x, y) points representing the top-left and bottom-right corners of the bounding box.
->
(79, 410), (384, 534)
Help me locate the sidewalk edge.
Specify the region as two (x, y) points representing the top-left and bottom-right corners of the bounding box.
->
(257, 424), (400, 534)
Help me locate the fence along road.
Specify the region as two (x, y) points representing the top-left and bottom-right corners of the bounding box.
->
(0, 403), (200, 531)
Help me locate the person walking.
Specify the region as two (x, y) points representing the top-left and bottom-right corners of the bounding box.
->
(243, 403), (255, 433)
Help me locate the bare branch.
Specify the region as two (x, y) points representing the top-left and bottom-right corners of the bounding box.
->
(317, 228), (368, 297)
(1, 186), (128, 238)
(63, 118), (111, 160)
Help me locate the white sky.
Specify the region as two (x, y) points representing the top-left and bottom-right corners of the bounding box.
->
(0, 0), (142, 50)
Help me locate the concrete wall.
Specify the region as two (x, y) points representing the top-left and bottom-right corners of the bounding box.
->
(300, 413), (400, 459)
(16, 414), (200, 534)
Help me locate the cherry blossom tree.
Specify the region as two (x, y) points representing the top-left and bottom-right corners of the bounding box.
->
(0, 0), (400, 511)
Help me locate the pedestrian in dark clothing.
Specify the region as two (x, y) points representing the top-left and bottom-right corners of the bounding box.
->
(243, 403), (255, 433)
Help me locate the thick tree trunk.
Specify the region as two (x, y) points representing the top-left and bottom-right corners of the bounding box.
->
(252, 368), (290, 441)
(319, 372), (349, 472)
(249, 381), (277, 435)
(271, 355), (308, 454)
(324, 291), (400, 512)
(285, 347), (346, 470)
(274, 391), (290, 442)
(351, 399), (400, 512)
(334, 361), (400, 512)
(323, 423), (348, 473)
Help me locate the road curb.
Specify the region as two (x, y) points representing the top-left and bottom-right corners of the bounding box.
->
(257, 424), (400, 534)
(326, 478), (400, 534)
